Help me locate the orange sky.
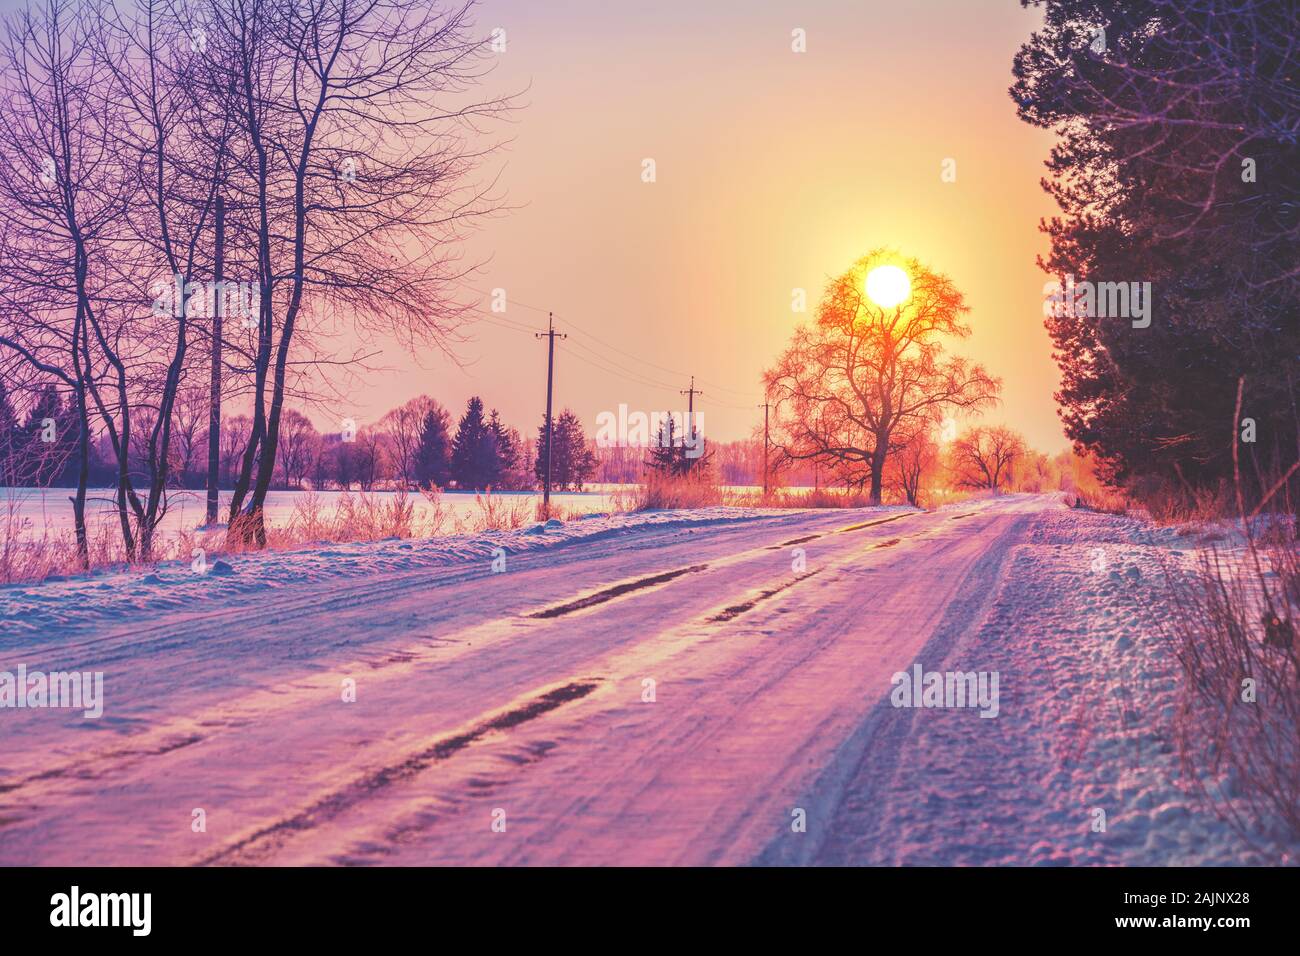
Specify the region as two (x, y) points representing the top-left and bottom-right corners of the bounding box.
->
(336, 0), (1067, 452)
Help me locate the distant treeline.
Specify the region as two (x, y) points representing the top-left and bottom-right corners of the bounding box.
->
(0, 384), (604, 494)
(1, 376), (857, 494)
(5, 374), (1085, 508)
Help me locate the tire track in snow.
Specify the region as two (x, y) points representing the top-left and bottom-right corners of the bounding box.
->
(526, 564), (710, 619)
(198, 678), (603, 866)
(753, 508), (1035, 865)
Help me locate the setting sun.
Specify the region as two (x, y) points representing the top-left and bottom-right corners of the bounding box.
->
(866, 264), (911, 308)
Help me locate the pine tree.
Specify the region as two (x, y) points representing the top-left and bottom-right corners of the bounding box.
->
(565, 410), (597, 491)
(645, 415), (685, 476)
(645, 414), (712, 478)
(21, 384), (72, 486)
(538, 408), (595, 491)
(413, 405), (452, 489)
(451, 396), (500, 490)
(487, 409), (528, 490)
(1011, 0), (1299, 503)
(535, 412), (559, 490)
(0, 378), (18, 486)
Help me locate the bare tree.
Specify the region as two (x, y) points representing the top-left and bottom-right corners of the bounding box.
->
(381, 394), (435, 489)
(332, 436), (356, 490)
(0, 0), (129, 565)
(890, 427), (940, 507)
(949, 426), (1027, 492)
(171, 384), (210, 486)
(275, 408), (317, 489)
(354, 426), (385, 491)
(82, 0), (242, 559)
(218, 412), (251, 487)
(211, 0), (509, 544)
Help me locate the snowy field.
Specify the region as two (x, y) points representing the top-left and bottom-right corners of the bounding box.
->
(1, 485), (775, 548)
(0, 493), (1284, 865)
(0, 485), (623, 541)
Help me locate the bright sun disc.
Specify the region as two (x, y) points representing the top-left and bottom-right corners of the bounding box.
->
(866, 265), (910, 308)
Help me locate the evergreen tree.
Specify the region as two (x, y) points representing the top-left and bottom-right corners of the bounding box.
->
(21, 384), (74, 486)
(451, 396), (500, 490)
(413, 404), (452, 489)
(0, 378), (18, 486)
(645, 414), (713, 478)
(558, 409), (596, 490)
(535, 412), (558, 489)
(487, 409), (528, 490)
(1012, 1), (1299, 504)
(536, 408), (596, 491)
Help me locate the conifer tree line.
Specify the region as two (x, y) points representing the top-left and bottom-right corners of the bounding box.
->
(1012, 0), (1299, 512)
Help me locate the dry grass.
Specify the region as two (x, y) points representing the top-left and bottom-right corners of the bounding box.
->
(1162, 501), (1300, 859)
(1129, 476), (1233, 525)
(614, 471), (726, 510)
(0, 496), (136, 583)
(211, 490), (423, 555)
(533, 498), (589, 523)
(13, 477), (853, 585)
(609, 474), (928, 512)
(1, 497), (61, 582)
(728, 485), (882, 509)
(465, 490), (533, 531)
(1068, 488), (1130, 515)
(0, 488), (544, 585)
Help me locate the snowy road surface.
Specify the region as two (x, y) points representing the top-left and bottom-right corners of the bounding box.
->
(0, 494), (1257, 865)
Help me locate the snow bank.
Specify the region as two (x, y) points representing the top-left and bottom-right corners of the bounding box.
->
(814, 504), (1278, 865)
(0, 506), (811, 642)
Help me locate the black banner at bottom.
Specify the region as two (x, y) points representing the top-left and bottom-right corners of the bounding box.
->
(0, 865), (1291, 942)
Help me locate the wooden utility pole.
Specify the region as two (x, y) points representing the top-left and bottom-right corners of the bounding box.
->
(680, 375), (703, 441)
(759, 401), (771, 497)
(205, 194), (224, 525)
(535, 313), (565, 514)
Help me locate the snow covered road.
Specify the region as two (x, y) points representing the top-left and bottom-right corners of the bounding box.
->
(0, 494), (1256, 865)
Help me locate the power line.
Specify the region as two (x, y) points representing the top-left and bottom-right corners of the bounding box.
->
(467, 309), (722, 399)
(563, 337), (682, 391)
(565, 319), (758, 398)
(464, 293), (771, 456)
(462, 287), (761, 399)
(556, 343), (679, 395)
(468, 305), (768, 448)
(465, 308), (539, 335)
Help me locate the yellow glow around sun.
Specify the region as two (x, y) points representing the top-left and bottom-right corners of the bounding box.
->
(866, 264), (910, 308)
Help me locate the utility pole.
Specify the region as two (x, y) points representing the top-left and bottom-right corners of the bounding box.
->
(680, 375), (703, 443)
(205, 193), (224, 525)
(759, 401), (771, 497)
(535, 313), (565, 515)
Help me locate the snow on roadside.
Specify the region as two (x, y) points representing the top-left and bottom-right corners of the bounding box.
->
(0, 506), (889, 642)
(825, 504), (1275, 866)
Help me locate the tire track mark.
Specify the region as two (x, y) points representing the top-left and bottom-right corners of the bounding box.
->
(199, 679), (602, 866)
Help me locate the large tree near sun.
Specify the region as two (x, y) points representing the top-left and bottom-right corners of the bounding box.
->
(763, 251), (1000, 504)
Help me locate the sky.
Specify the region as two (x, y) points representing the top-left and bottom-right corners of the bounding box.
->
(1, 0), (1067, 452)
(339, 0), (1067, 451)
